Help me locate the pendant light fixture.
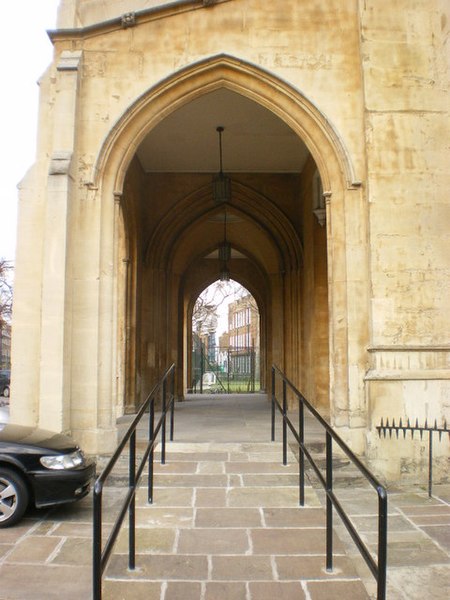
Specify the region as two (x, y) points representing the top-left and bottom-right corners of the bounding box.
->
(218, 207), (231, 281)
(212, 126), (231, 204)
(213, 126), (231, 280)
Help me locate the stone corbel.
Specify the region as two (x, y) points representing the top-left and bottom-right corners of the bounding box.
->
(49, 151), (72, 176)
(313, 191), (331, 227)
(313, 208), (326, 227)
(57, 50), (82, 72)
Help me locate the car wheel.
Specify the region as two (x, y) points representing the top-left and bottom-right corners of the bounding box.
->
(3, 386), (9, 398)
(0, 468), (29, 528)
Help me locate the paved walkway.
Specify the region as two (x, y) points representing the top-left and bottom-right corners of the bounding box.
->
(0, 394), (449, 599)
(104, 440), (369, 600)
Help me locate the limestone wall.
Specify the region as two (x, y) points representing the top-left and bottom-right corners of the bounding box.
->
(9, 0), (449, 475)
(361, 1), (450, 481)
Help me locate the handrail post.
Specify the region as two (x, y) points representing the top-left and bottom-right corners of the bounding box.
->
(161, 380), (167, 465)
(170, 366), (175, 441)
(129, 431), (136, 570)
(271, 367), (276, 442)
(325, 431), (333, 571)
(93, 485), (103, 600)
(428, 430), (433, 498)
(299, 400), (305, 506)
(282, 379), (287, 466)
(148, 398), (155, 504)
(377, 489), (388, 600)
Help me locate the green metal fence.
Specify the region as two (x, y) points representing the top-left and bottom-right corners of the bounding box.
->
(191, 345), (260, 394)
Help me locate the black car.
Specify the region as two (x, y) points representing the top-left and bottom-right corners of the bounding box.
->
(0, 424), (96, 527)
(0, 370), (10, 398)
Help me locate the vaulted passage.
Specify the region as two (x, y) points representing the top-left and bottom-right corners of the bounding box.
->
(116, 87), (330, 417)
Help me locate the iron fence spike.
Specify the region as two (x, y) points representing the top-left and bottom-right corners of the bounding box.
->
(407, 417), (410, 428)
(425, 418), (428, 429)
(415, 418), (419, 429)
(434, 419), (438, 430)
(399, 417), (403, 428)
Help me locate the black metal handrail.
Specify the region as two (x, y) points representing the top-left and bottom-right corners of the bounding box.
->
(271, 365), (387, 600)
(93, 363), (176, 600)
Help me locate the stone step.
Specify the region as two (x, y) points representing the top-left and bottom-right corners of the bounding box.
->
(102, 442), (371, 600)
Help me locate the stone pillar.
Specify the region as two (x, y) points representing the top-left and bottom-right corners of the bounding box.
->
(38, 51), (82, 433)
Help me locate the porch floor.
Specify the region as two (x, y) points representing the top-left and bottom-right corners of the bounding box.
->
(0, 394), (448, 599)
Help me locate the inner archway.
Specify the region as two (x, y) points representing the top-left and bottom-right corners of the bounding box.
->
(190, 280), (261, 395)
(93, 54), (363, 447)
(116, 84), (332, 421)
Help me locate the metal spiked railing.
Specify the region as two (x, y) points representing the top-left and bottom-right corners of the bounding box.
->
(377, 417), (450, 497)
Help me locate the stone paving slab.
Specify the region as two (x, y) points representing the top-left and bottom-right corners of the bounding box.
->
(0, 432), (448, 599)
(135, 487), (193, 507)
(134, 507), (194, 528)
(101, 441), (372, 600)
(177, 527), (250, 554)
(307, 579), (371, 600)
(249, 581), (306, 599)
(107, 553), (209, 580)
(276, 554), (359, 579)
(195, 488), (228, 507)
(195, 507), (263, 527)
(225, 461), (298, 473)
(103, 580), (161, 600)
(387, 564), (450, 600)
(251, 527), (343, 555)
(0, 563), (92, 599)
(203, 581), (248, 600)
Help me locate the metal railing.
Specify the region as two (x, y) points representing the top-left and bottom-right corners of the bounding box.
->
(271, 365), (387, 600)
(93, 364), (176, 600)
(377, 417), (450, 498)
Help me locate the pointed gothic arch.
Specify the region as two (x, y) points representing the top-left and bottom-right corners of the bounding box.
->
(90, 53), (358, 195)
(88, 52), (368, 435)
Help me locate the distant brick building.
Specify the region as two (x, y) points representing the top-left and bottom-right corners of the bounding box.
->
(0, 323), (11, 370)
(218, 294), (259, 391)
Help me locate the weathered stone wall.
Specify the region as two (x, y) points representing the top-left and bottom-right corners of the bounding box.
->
(361, 1), (450, 481)
(9, 0), (449, 477)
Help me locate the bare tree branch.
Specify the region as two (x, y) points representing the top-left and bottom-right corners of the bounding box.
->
(192, 281), (254, 336)
(0, 259), (13, 328)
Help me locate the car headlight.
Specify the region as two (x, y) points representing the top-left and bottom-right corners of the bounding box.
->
(40, 449), (85, 470)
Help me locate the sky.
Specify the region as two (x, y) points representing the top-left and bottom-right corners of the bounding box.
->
(0, 0), (60, 263)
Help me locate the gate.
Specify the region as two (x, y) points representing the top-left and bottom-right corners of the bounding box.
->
(191, 344), (260, 393)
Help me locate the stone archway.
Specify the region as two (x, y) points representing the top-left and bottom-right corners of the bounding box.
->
(86, 54), (368, 451)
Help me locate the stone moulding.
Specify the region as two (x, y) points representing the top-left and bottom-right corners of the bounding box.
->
(86, 54), (357, 196)
(48, 1), (233, 40)
(365, 345), (450, 380)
